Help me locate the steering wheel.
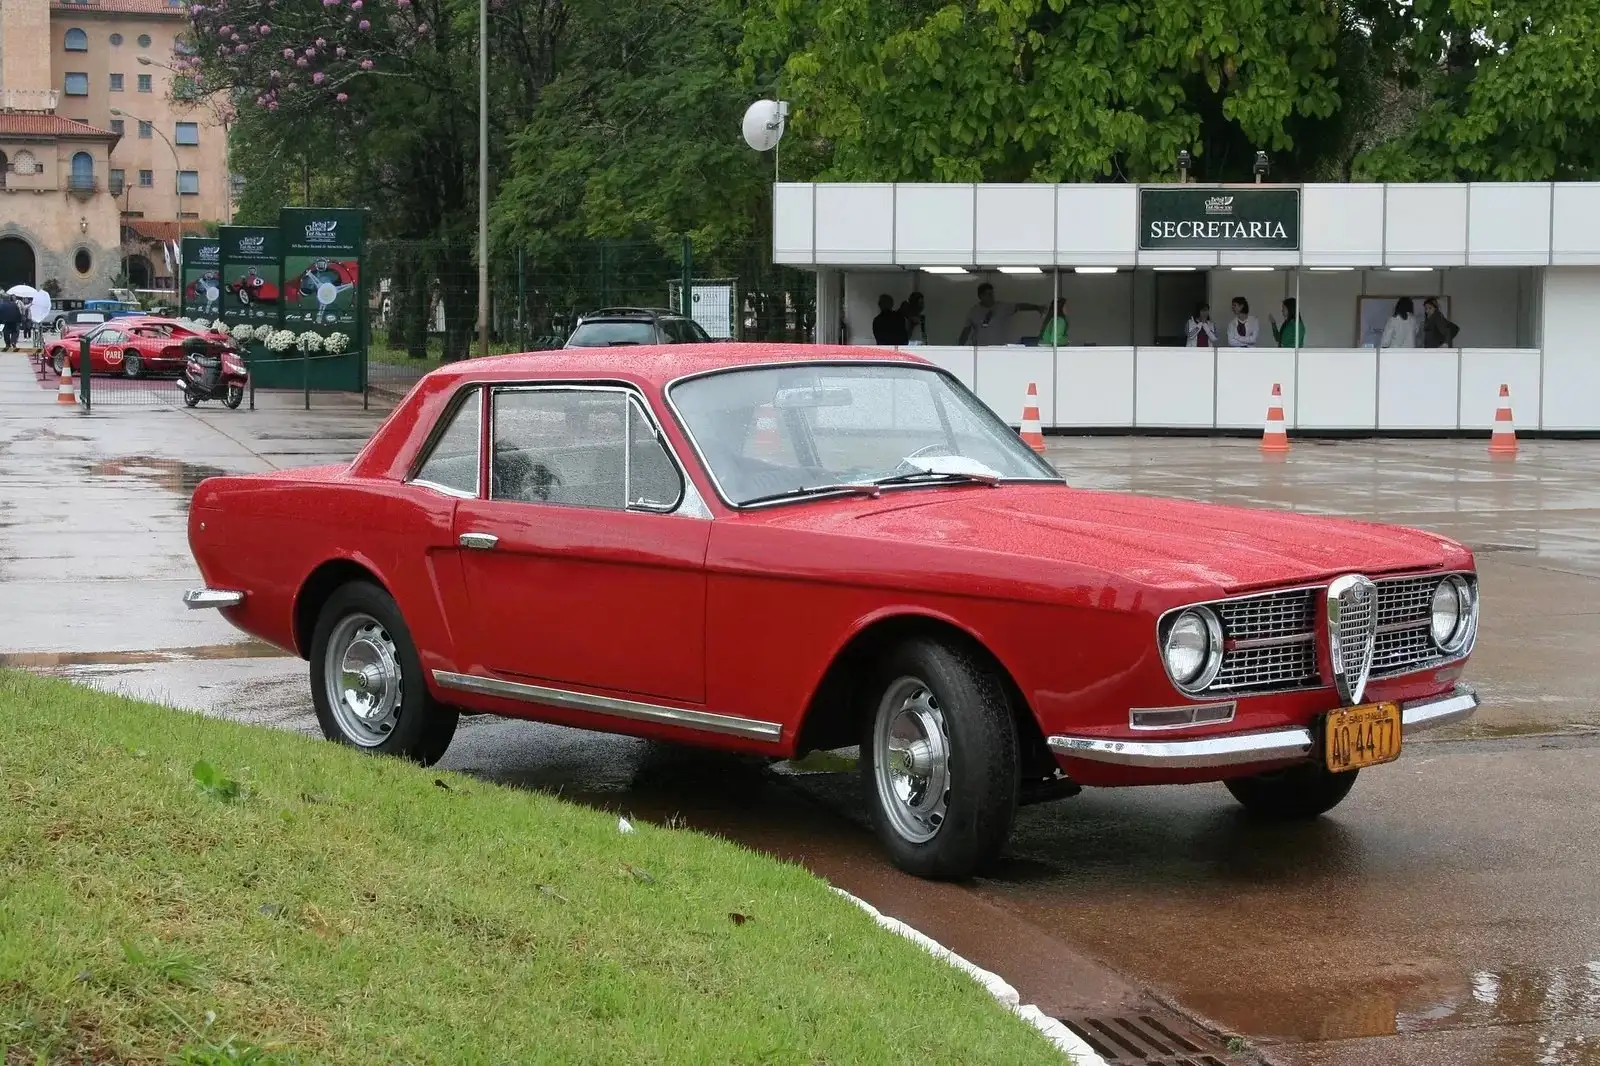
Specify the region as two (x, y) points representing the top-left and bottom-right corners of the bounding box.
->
(890, 443), (954, 476)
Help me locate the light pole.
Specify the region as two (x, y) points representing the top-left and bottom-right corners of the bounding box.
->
(476, 0), (488, 360)
(111, 106), (183, 239)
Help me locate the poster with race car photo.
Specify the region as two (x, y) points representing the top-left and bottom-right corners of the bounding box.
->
(180, 236), (222, 320)
(280, 208), (364, 333)
(219, 225), (281, 324)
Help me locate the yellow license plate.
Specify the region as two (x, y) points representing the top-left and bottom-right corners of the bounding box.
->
(1325, 702), (1402, 773)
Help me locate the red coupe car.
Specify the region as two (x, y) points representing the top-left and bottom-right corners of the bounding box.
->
(184, 345), (1479, 878)
(48, 317), (232, 377)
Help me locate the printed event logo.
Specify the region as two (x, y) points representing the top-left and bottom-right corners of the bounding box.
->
(238, 235), (266, 254)
(304, 220), (339, 244)
(196, 245), (219, 263)
(1204, 196), (1234, 215)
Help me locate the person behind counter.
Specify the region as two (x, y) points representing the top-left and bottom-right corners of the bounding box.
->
(1422, 297), (1460, 348)
(899, 291), (927, 343)
(958, 283), (1045, 345)
(1380, 297), (1420, 349)
(1227, 297), (1260, 347)
(1038, 298), (1070, 346)
(1269, 298), (1306, 348)
(872, 293), (909, 345)
(1186, 302), (1218, 347)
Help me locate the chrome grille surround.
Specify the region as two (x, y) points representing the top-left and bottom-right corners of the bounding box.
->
(1158, 571), (1478, 701)
(1328, 574), (1378, 704)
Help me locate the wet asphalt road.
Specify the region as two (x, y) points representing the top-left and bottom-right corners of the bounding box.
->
(3, 351), (1598, 1065)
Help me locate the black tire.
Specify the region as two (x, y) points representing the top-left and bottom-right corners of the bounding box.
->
(859, 638), (1019, 879)
(309, 581), (457, 765)
(1225, 763), (1359, 819)
(51, 349), (66, 375)
(223, 383), (244, 409)
(182, 391), (201, 408)
(123, 350), (143, 378)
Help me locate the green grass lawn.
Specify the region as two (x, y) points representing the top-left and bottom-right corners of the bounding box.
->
(366, 337), (528, 371)
(0, 671), (1062, 1065)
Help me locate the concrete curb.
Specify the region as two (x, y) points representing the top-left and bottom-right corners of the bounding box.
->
(831, 887), (1107, 1065)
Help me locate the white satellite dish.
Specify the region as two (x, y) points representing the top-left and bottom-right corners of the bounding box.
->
(742, 99), (789, 153)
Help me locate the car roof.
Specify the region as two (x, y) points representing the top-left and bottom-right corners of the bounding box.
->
(428, 343), (923, 389)
(579, 307), (684, 319)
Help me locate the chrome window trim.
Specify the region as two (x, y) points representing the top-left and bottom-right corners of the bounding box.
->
(662, 358), (1065, 511)
(487, 381), (694, 517)
(404, 383), (483, 496)
(432, 670), (782, 742)
(411, 479), (476, 500)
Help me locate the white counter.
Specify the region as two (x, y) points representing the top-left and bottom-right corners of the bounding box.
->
(901, 346), (1550, 431)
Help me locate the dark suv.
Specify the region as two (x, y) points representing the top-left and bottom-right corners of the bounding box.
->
(563, 307), (713, 348)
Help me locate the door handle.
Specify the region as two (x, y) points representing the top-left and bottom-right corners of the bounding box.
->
(459, 532), (499, 551)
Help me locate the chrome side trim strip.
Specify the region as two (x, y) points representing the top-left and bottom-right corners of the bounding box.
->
(1049, 686), (1477, 769)
(183, 588), (244, 609)
(431, 670), (783, 743)
(1400, 686), (1479, 735)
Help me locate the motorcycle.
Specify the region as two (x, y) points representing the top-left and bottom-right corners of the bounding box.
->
(178, 337), (249, 410)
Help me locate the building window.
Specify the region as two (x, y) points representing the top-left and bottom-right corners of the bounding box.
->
(137, 34), (151, 48)
(110, 32), (123, 45)
(74, 249), (93, 275)
(64, 28), (88, 51)
(64, 72), (89, 96)
(69, 152), (94, 190)
(138, 169), (153, 187)
(109, 168), (125, 194)
(110, 73), (124, 91)
(178, 170), (199, 195)
(138, 120), (152, 138)
(174, 122), (199, 145)
(137, 73), (152, 93)
(110, 119), (124, 135)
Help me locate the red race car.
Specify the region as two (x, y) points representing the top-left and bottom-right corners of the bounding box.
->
(184, 345), (1480, 879)
(49, 316), (235, 378)
(230, 269), (280, 306)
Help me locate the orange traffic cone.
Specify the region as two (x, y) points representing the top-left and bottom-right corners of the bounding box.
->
(1261, 382), (1289, 455)
(1488, 384), (1517, 458)
(1019, 382), (1046, 454)
(56, 358), (76, 405)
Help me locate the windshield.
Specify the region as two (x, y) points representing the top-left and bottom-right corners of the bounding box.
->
(669, 363), (1061, 506)
(567, 320), (657, 347)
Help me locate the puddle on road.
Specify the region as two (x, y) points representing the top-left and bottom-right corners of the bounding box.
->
(0, 641), (289, 669)
(84, 457), (230, 501)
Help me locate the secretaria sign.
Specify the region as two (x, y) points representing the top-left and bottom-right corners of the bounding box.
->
(1139, 187), (1300, 251)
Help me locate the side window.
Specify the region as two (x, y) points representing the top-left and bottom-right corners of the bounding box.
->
(627, 400), (683, 510)
(490, 388), (682, 512)
(412, 389), (481, 497)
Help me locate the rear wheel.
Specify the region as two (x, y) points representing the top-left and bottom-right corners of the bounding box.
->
(1225, 763), (1359, 819)
(123, 350), (143, 378)
(310, 581), (457, 765)
(51, 349), (66, 375)
(182, 391), (201, 408)
(860, 638), (1018, 879)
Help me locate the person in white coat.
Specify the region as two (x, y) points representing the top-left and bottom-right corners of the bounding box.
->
(1227, 297), (1259, 347)
(1380, 297), (1420, 349)
(1185, 302), (1218, 347)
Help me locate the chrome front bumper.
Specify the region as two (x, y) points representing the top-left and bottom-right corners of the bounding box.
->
(1047, 686), (1478, 769)
(183, 587), (244, 609)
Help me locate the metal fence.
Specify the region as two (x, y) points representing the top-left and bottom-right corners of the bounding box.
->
(365, 238), (817, 400)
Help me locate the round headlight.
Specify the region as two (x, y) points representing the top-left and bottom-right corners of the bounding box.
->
(1164, 608), (1221, 692)
(1430, 576), (1473, 652)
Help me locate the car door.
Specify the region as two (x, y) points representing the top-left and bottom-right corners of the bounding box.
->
(451, 384), (709, 704)
(90, 328), (124, 372)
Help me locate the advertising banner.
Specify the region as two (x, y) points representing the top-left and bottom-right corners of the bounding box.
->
(276, 207), (366, 392)
(218, 226), (281, 325)
(1139, 188), (1301, 251)
(179, 236), (222, 320)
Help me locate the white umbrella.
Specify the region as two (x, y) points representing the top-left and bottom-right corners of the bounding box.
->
(30, 291), (51, 322)
(6, 284), (38, 300)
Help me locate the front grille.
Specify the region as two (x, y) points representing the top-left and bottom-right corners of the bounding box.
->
(1369, 574), (1462, 678)
(1211, 639), (1316, 692)
(1335, 579), (1377, 683)
(1372, 625), (1434, 674)
(1216, 589), (1315, 639)
(1376, 575), (1437, 628)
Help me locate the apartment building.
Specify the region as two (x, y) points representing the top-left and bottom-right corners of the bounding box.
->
(0, 0), (230, 297)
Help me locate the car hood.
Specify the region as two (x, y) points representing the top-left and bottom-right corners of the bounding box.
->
(766, 485), (1466, 594)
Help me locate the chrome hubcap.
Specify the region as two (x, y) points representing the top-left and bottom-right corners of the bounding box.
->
(873, 677), (951, 845)
(323, 613), (402, 746)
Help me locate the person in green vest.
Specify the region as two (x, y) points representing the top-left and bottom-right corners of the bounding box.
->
(1039, 298), (1069, 346)
(1270, 298), (1306, 348)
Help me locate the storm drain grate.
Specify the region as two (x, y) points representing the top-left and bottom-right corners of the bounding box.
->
(1058, 1011), (1240, 1066)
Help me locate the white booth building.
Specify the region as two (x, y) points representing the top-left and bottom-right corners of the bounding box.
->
(773, 181), (1600, 433)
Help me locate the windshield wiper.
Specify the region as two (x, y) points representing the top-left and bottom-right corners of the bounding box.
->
(871, 470), (1002, 488)
(740, 483), (883, 506)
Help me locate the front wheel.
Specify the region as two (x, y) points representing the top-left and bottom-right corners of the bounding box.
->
(1225, 763), (1359, 819)
(123, 350), (143, 378)
(309, 581), (457, 765)
(223, 383), (244, 409)
(860, 639), (1019, 879)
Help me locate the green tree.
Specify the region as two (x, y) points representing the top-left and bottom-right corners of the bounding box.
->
(1354, 0), (1600, 180)
(738, 0), (1358, 183)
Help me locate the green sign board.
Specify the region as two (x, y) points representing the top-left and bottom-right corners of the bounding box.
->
(218, 226), (281, 325)
(1139, 187), (1300, 251)
(276, 207), (366, 392)
(179, 236), (222, 319)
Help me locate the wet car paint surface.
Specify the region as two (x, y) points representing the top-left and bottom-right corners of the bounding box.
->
(2, 351), (1597, 1065)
